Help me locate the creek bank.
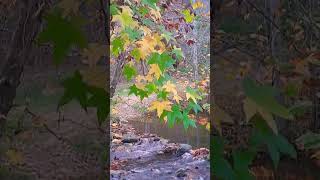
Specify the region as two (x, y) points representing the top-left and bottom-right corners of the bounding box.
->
(110, 118), (210, 180)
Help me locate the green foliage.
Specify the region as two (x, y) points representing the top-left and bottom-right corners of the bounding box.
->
(37, 12), (87, 65)
(123, 64), (137, 81)
(250, 117), (297, 168)
(243, 77), (293, 120)
(58, 71), (109, 124)
(58, 71), (89, 110)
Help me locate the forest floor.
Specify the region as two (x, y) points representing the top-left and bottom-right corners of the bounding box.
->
(0, 64), (106, 180)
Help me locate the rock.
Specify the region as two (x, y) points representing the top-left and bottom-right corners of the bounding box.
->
(122, 134), (139, 143)
(112, 139), (122, 144)
(182, 152), (193, 159)
(176, 168), (189, 178)
(176, 144), (192, 156)
(113, 133), (123, 139)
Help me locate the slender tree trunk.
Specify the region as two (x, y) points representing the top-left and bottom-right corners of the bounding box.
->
(0, 0), (45, 136)
(110, 53), (126, 99)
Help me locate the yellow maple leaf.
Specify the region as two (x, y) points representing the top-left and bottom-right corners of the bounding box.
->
(148, 64), (162, 79)
(136, 33), (165, 59)
(173, 94), (182, 104)
(145, 73), (153, 82)
(81, 67), (107, 90)
(186, 92), (197, 104)
(136, 75), (145, 82)
(81, 43), (107, 67)
(150, 8), (161, 21)
(135, 75), (146, 90)
(149, 100), (172, 117)
(140, 26), (152, 35)
(192, 1), (204, 9)
(136, 35), (155, 59)
(162, 81), (177, 95)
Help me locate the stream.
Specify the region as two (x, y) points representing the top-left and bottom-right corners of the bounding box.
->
(130, 118), (210, 149)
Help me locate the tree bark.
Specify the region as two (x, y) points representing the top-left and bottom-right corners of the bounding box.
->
(0, 0), (45, 136)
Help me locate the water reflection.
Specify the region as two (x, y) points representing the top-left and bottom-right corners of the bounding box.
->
(131, 118), (210, 149)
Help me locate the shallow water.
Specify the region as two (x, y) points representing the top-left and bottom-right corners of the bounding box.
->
(130, 118), (210, 149)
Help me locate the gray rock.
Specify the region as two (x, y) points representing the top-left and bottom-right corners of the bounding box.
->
(176, 168), (189, 178)
(176, 144), (192, 156)
(122, 134), (140, 143)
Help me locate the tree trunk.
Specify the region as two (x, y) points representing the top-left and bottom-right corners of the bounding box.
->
(110, 53), (126, 99)
(0, 0), (45, 136)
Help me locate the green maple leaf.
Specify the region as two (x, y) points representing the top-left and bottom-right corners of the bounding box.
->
(123, 27), (142, 41)
(87, 86), (109, 125)
(187, 101), (202, 114)
(137, 6), (149, 16)
(110, 4), (119, 15)
(142, 19), (155, 27)
(182, 110), (196, 129)
(250, 117), (297, 168)
(141, 0), (158, 9)
(148, 53), (174, 71)
(123, 64), (137, 81)
(58, 71), (89, 111)
(111, 37), (124, 57)
(157, 90), (169, 100)
(243, 77), (293, 120)
(145, 83), (157, 94)
(131, 48), (141, 60)
(172, 46), (184, 60)
(128, 85), (148, 100)
(37, 12), (87, 65)
(161, 30), (174, 43)
(167, 104), (183, 128)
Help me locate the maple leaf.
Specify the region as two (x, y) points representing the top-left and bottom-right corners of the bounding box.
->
(172, 46), (184, 59)
(141, 0), (158, 9)
(167, 104), (183, 128)
(161, 30), (174, 43)
(186, 87), (201, 104)
(131, 48), (142, 60)
(162, 81), (177, 95)
(129, 84), (148, 100)
(192, 1), (204, 9)
(136, 35), (156, 59)
(123, 27), (143, 41)
(173, 94), (182, 104)
(148, 52), (174, 71)
(81, 67), (107, 90)
(181, 9), (194, 23)
(149, 8), (161, 21)
(58, 71), (89, 111)
(123, 64), (137, 80)
(112, 6), (138, 29)
(243, 97), (278, 134)
(81, 43), (107, 67)
(182, 110), (196, 129)
(37, 12), (87, 65)
(87, 86), (109, 125)
(148, 64), (162, 79)
(111, 37), (124, 57)
(149, 100), (172, 117)
(140, 26), (152, 35)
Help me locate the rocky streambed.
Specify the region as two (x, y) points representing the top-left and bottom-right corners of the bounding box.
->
(110, 119), (210, 180)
